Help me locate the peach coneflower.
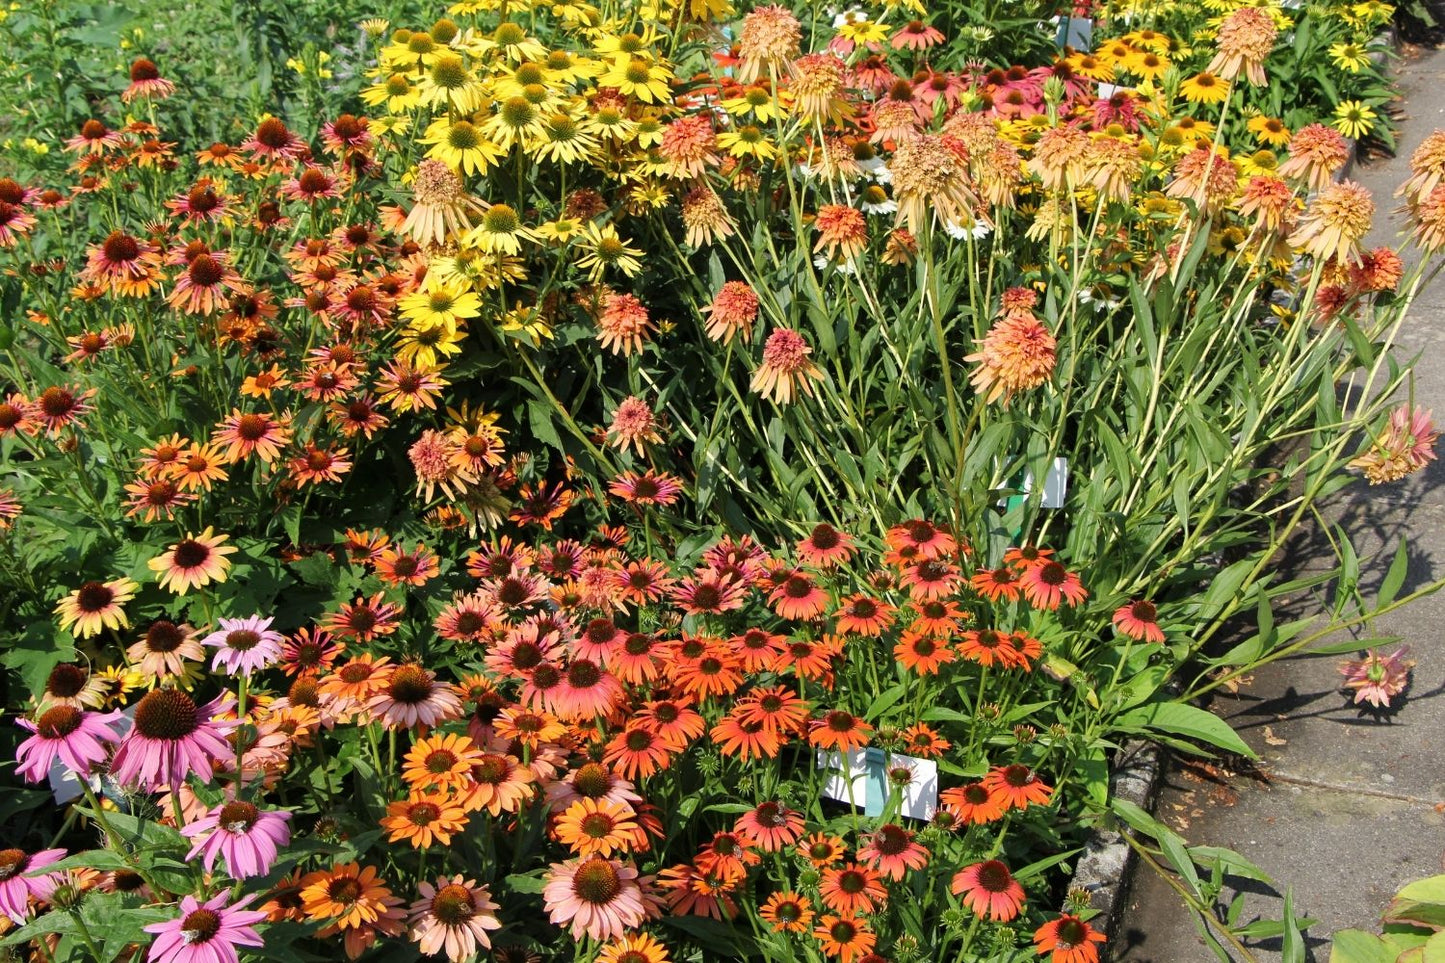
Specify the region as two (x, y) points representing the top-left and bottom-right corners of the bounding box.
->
(148, 527), (237, 595)
(554, 798), (641, 857)
(408, 876), (502, 961)
(702, 281), (759, 345)
(1349, 403), (1439, 484)
(797, 522), (855, 568)
(243, 117), (305, 161)
(736, 4), (801, 83)
(368, 663), (462, 730)
(751, 328), (824, 405)
(1289, 179), (1373, 265)
(1277, 123), (1350, 191)
(54, 577), (138, 639)
(965, 311), (1057, 406)
(126, 620), (204, 680)
(65, 118), (124, 155)
(542, 856), (647, 941)
(608, 470), (683, 507)
(288, 443), (352, 488)
(606, 396), (662, 455)
(813, 204), (868, 263)
(211, 409), (292, 465)
(596, 932), (670, 963)
(465, 752), (536, 816)
(122, 57), (176, 102)
(1207, 7), (1276, 86)
(953, 860), (1026, 921)
(595, 292), (655, 357)
(0, 394), (37, 438)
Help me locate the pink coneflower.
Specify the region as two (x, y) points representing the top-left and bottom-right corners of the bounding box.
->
(367, 664), (463, 729)
(168, 252), (250, 316)
(0, 202), (36, 247)
(65, 119), (124, 154)
(83, 230), (163, 296)
(1351, 404), (1439, 484)
(144, 892), (266, 963)
(408, 876), (503, 961)
(552, 659), (624, 721)
(769, 573), (830, 620)
(33, 385), (96, 436)
(109, 689), (236, 790)
(203, 615), (285, 677)
(607, 470), (683, 507)
(670, 571), (749, 616)
(892, 19), (944, 50)
(181, 800), (292, 879)
(322, 114), (374, 157)
(606, 396), (662, 455)
(735, 801), (804, 851)
(1020, 561), (1087, 610)
(165, 181), (229, 224)
(212, 409), (292, 464)
(122, 58), (176, 102)
(243, 117), (305, 161)
(0, 394), (38, 438)
(15, 705), (126, 783)
(1339, 645), (1415, 708)
(1112, 600), (1165, 642)
(952, 860), (1026, 921)
(596, 292), (655, 357)
(858, 823), (929, 880)
(751, 328), (824, 404)
(282, 166), (343, 204)
(0, 848), (66, 923)
(542, 856), (647, 941)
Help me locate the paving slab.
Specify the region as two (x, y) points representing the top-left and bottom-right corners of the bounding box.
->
(1116, 42), (1445, 963)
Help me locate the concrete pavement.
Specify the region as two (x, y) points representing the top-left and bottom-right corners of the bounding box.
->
(1116, 43), (1445, 963)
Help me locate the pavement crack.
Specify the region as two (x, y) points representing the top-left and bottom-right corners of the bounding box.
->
(1259, 768), (1445, 806)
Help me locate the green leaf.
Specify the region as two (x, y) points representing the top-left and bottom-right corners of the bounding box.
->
(1379, 538), (1410, 608)
(864, 683), (907, 722)
(503, 873), (545, 894)
(1113, 702), (1257, 759)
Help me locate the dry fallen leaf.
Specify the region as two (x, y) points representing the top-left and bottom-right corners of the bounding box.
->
(1263, 725), (1287, 747)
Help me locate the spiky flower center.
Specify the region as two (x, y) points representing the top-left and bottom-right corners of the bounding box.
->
(572, 857), (622, 904)
(179, 908), (221, 945)
(566, 659), (601, 689)
(75, 581), (116, 613)
(134, 689), (201, 740)
(431, 884), (475, 924)
(36, 705), (82, 739)
(172, 539), (212, 569)
(388, 665), (433, 704)
(46, 664), (87, 698)
(220, 801), (259, 833)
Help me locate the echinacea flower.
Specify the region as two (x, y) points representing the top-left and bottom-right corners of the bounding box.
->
(203, 616), (285, 677)
(1207, 7), (1277, 86)
(553, 798), (642, 857)
(606, 396), (663, 455)
(1112, 600), (1165, 642)
(127, 620), (205, 680)
(702, 281), (759, 344)
(983, 763), (1053, 810)
(760, 892), (814, 932)
(952, 860), (1026, 921)
(382, 794), (471, 848)
(1033, 913), (1107, 963)
(54, 577), (138, 639)
(367, 664), (463, 730)
(542, 856), (647, 942)
(1288, 180), (1374, 265)
(1020, 561), (1087, 610)
(148, 528), (238, 595)
(1350, 404), (1438, 483)
(751, 328), (824, 404)
(735, 802), (804, 851)
(1339, 645), (1415, 708)
(0, 848), (66, 923)
(818, 864), (886, 916)
(596, 932), (671, 963)
(814, 914), (876, 963)
(735, 5), (801, 83)
(408, 876), (502, 961)
(109, 689), (237, 791)
(145, 892), (266, 963)
(858, 824), (929, 880)
(181, 800), (292, 879)
(299, 862), (402, 932)
(15, 705), (126, 783)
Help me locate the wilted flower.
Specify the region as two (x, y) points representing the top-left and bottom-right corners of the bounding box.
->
(1339, 645), (1415, 708)
(1349, 404), (1439, 483)
(751, 328), (824, 404)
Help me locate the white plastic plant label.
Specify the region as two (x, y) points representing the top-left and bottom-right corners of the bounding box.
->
(817, 749), (939, 820)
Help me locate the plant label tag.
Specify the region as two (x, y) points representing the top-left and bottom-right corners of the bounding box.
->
(817, 749), (939, 820)
(1041, 457), (1068, 508)
(1053, 16), (1093, 50)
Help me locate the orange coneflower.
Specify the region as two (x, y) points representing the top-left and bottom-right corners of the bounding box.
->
(971, 566), (1023, 602)
(299, 862), (401, 931)
(702, 281), (759, 344)
(726, 628), (784, 673)
(953, 859), (1026, 921)
(808, 710), (872, 751)
(288, 443), (352, 488)
(171, 443), (229, 492)
(510, 481), (574, 530)
(760, 891), (814, 933)
(984, 763), (1053, 810)
(243, 117), (305, 162)
(900, 722), (951, 758)
(168, 252), (250, 316)
(711, 714), (782, 761)
(940, 781), (1008, 825)
(769, 573), (830, 621)
(1034, 914), (1107, 963)
(323, 593), (403, 642)
(670, 571), (749, 617)
(212, 409), (292, 464)
(797, 522), (855, 568)
(895, 629), (956, 674)
(834, 595), (894, 637)
(603, 725), (675, 780)
(0, 394), (38, 438)
(494, 706), (567, 749)
(596, 932), (669, 963)
(381, 793), (469, 848)
(403, 733), (484, 794)
(774, 635), (841, 684)
(375, 543), (440, 588)
(885, 519), (956, 560)
(818, 863), (886, 916)
(633, 698), (706, 749)
(148, 527), (237, 595)
(279, 627), (343, 678)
